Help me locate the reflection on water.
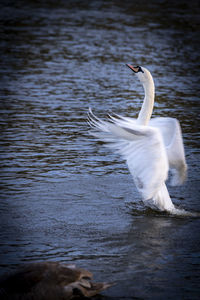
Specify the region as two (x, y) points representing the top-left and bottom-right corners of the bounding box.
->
(0, 0), (200, 299)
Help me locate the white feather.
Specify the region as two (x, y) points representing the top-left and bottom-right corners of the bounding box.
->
(150, 117), (187, 185)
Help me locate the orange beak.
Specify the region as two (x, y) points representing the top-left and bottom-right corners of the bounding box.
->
(126, 64), (139, 73)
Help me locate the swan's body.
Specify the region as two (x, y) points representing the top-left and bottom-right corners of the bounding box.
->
(88, 65), (187, 213)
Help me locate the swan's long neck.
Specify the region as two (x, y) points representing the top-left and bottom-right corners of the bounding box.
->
(137, 77), (155, 126)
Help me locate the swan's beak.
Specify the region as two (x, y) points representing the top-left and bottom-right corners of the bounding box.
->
(126, 64), (139, 73)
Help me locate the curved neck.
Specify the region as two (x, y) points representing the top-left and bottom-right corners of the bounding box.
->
(137, 78), (155, 126)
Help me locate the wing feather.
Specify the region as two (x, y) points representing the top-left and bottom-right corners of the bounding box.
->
(150, 117), (187, 185)
(88, 109), (169, 200)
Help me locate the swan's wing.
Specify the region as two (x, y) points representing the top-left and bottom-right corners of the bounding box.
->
(150, 117), (187, 185)
(88, 109), (169, 201)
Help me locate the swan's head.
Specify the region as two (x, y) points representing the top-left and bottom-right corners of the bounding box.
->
(126, 64), (153, 84)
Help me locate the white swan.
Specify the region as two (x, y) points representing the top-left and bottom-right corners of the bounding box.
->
(88, 64), (187, 213)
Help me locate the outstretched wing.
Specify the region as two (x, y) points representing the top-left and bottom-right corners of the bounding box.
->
(88, 109), (169, 201)
(150, 117), (187, 186)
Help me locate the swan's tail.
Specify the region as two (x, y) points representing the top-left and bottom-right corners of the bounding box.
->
(145, 184), (199, 217)
(145, 183), (175, 212)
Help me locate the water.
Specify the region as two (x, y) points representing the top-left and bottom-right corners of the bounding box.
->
(0, 0), (200, 299)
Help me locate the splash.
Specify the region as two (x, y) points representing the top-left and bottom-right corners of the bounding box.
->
(126, 201), (200, 218)
(168, 206), (200, 217)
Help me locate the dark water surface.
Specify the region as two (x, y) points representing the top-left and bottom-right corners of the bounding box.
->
(0, 0), (200, 299)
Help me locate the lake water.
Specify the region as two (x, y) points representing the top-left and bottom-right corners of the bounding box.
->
(0, 0), (200, 299)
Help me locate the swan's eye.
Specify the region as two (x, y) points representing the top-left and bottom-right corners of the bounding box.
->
(137, 66), (144, 73)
